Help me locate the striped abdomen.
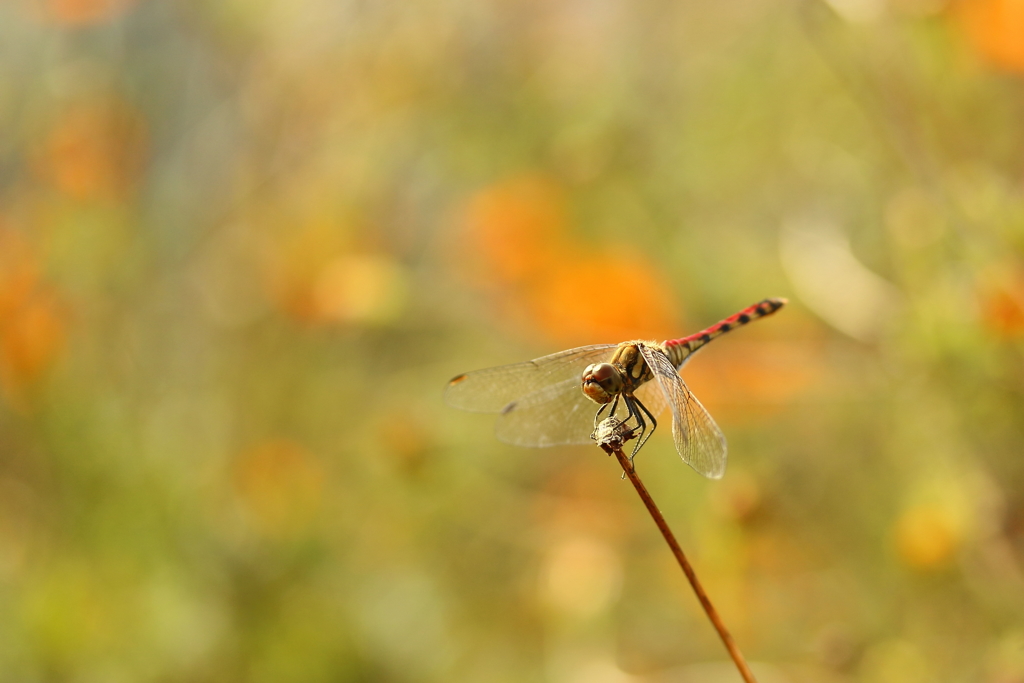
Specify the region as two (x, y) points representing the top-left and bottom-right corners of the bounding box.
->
(664, 298), (787, 368)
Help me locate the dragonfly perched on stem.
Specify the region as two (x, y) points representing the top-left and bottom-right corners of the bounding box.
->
(445, 298), (786, 479)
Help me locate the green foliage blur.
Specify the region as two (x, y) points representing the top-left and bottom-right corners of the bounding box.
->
(1, 0), (1024, 681)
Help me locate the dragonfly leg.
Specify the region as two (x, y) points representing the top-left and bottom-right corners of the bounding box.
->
(628, 398), (646, 463)
(632, 397), (657, 457)
(593, 400), (611, 431)
(609, 396), (643, 477)
(615, 395), (644, 457)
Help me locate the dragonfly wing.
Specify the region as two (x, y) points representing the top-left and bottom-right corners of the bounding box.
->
(637, 343), (727, 479)
(494, 377), (603, 447)
(444, 344), (617, 413)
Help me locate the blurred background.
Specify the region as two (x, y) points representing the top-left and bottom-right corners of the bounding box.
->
(1, 0), (1024, 681)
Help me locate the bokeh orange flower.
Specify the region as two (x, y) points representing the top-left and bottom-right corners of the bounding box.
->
(0, 229), (67, 408)
(458, 174), (680, 345)
(983, 287), (1024, 337)
(460, 173), (571, 287)
(978, 264), (1024, 338)
(1, 293), (67, 397)
(36, 0), (137, 26)
(981, 283), (1024, 338)
(954, 0), (1024, 73)
(527, 250), (679, 345)
(36, 99), (147, 202)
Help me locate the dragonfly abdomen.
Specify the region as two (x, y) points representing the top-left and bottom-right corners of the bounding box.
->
(664, 298), (786, 367)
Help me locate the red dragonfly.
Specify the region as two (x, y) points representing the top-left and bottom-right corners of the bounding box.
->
(445, 298), (786, 478)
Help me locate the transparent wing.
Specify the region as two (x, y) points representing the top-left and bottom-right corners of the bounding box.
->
(637, 343), (727, 479)
(444, 344), (616, 413)
(634, 377), (668, 419)
(494, 377), (604, 447)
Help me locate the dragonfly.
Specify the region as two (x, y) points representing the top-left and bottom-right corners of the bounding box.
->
(445, 298), (786, 479)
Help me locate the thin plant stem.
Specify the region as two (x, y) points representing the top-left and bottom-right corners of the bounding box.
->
(598, 437), (759, 683)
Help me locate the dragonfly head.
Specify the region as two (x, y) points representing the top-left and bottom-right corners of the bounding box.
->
(581, 363), (624, 404)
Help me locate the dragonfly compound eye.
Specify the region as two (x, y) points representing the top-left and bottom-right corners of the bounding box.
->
(581, 363), (623, 404)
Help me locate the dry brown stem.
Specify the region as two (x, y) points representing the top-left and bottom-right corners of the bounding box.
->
(594, 419), (758, 683)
